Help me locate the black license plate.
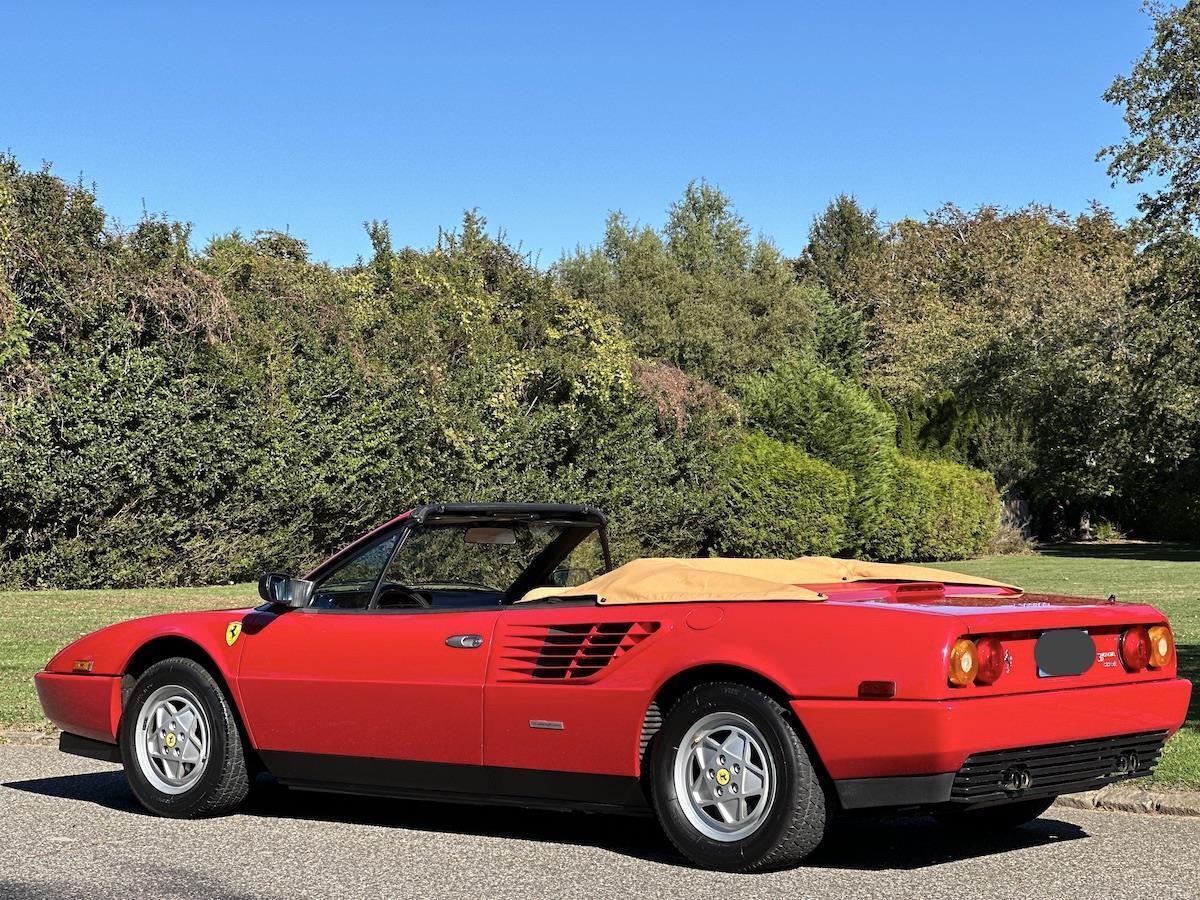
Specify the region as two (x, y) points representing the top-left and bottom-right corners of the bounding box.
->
(1035, 628), (1096, 677)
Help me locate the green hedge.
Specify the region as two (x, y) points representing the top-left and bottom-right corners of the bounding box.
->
(870, 455), (1000, 561)
(0, 160), (1001, 588)
(741, 356), (897, 554)
(714, 432), (853, 557)
(0, 162), (735, 588)
(712, 435), (998, 561)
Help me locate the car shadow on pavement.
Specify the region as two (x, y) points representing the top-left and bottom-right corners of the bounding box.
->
(809, 813), (1086, 871)
(2, 768), (144, 814)
(3, 769), (1086, 871)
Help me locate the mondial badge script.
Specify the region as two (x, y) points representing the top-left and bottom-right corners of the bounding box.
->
(226, 622), (243, 646)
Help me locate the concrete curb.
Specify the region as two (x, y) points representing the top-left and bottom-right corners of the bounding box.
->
(0, 729), (56, 746)
(1054, 784), (1200, 817)
(6, 728), (1199, 817)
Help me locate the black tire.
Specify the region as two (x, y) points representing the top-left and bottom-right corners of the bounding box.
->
(119, 657), (250, 818)
(650, 682), (829, 872)
(935, 796), (1055, 831)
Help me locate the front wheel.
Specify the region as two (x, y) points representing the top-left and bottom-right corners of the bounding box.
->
(650, 682), (829, 872)
(119, 657), (250, 818)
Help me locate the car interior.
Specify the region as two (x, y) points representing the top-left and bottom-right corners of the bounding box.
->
(307, 507), (611, 612)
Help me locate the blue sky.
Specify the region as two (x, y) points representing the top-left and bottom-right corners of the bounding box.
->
(1, 1), (1154, 266)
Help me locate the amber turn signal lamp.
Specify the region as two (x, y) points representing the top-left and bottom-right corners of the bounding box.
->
(974, 636), (1005, 685)
(1120, 626), (1151, 671)
(72, 659), (93, 673)
(948, 638), (978, 687)
(1148, 625), (1175, 669)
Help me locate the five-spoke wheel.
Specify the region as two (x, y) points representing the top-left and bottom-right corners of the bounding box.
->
(134, 685), (212, 794)
(673, 713), (773, 841)
(651, 682), (829, 872)
(120, 657), (249, 818)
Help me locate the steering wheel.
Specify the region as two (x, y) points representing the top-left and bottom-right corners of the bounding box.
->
(374, 583), (432, 609)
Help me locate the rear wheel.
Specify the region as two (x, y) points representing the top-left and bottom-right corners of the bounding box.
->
(935, 796), (1055, 831)
(119, 657), (250, 818)
(650, 682), (829, 872)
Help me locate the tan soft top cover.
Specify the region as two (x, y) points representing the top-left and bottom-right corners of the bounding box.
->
(519, 556), (1019, 606)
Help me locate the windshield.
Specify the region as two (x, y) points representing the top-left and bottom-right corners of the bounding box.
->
(388, 523), (575, 591)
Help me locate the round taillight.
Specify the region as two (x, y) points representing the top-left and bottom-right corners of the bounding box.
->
(1120, 626), (1151, 671)
(948, 638), (979, 687)
(975, 636), (1005, 685)
(1148, 625), (1175, 668)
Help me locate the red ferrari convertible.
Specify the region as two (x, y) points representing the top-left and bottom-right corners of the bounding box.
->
(37, 503), (1190, 871)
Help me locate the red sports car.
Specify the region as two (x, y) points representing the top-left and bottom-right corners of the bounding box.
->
(36, 503), (1191, 871)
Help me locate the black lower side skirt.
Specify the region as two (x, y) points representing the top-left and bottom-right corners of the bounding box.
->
(259, 750), (651, 815)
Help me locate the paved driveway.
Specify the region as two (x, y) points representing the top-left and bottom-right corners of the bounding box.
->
(1, 746), (1197, 899)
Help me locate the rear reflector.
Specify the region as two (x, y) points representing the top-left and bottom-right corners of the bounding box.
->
(857, 680), (896, 698)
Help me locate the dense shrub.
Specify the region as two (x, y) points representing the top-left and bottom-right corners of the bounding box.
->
(870, 456), (1001, 561)
(0, 163), (735, 588)
(714, 432), (853, 557)
(741, 355), (898, 554)
(0, 161), (1006, 588)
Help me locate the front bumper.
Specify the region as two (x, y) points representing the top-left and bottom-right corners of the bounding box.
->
(791, 677), (1191, 809)
(35, 672), (123, 744)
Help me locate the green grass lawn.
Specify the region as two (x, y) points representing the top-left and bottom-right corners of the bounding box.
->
(941, 543), (1200, 788)
(0, 584), (256, 731)
(1, 545), (1196, 788)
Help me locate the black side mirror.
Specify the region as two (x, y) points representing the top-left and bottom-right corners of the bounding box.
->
(258, 572), (315, 608)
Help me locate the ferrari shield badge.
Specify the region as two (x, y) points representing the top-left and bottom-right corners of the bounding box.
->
(225, 622), (243, 646)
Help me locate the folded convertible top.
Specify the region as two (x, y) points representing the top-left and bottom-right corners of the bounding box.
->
(518, 556), (1020, 605)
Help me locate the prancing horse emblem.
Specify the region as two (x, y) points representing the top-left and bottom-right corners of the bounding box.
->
(226, 622), (243, 646)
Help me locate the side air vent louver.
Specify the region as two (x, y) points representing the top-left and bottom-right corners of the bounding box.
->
(639, 700), (663, 766)
(499, 621), (660, 681)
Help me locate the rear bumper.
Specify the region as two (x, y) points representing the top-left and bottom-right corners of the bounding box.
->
(834, 730), (1168, 810)
(792, 677), (1191, 807)
(34, 672), (123, 744)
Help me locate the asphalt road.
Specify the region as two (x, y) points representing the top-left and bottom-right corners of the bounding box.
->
(2, 746), (1198, 900)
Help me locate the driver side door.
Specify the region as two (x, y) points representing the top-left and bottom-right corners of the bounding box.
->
(237, 605), (499, 766)
(236, 528), (499, 770)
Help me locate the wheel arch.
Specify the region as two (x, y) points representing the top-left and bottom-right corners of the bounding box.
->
(639, 663), (834, 791)
(121, 636), (258, 758)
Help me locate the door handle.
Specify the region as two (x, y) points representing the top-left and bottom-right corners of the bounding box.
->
(446, 634), (484, 649)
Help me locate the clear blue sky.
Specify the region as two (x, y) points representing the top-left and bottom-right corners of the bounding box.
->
(1, 1), (1154, 266)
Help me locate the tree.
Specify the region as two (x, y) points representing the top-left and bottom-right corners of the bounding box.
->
(1100, 1), (1200, 231)
(664, 180), (752, 277)
(797, 194), (884, 313)
(795, 196), (882, 377)
(556, 183), (819, 388)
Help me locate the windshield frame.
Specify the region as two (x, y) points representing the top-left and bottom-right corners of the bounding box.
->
(305, 512), (611, 609)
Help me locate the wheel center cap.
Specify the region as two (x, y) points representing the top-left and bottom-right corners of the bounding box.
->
(716, 768), (731, 786)
(164, 732), (177, 749)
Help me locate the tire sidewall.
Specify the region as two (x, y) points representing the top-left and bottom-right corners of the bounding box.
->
(120, 658), (234, 817)
(651, 683), (817, 870)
